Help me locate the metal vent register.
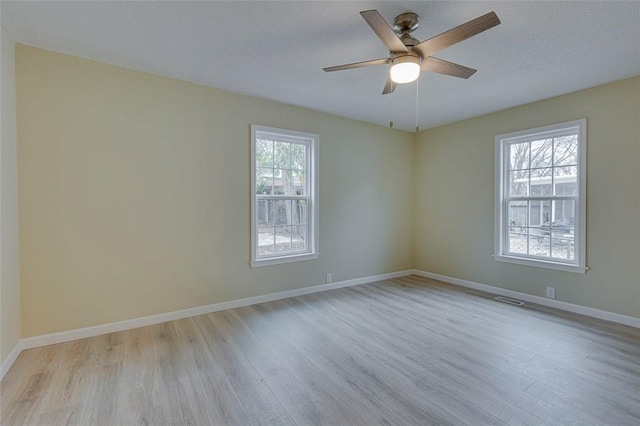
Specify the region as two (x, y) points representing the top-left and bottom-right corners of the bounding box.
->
(494, 296), (525, 306)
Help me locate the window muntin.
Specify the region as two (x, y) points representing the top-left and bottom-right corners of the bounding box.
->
(251, 125), (318, 267)
(495, 119), (586, 273)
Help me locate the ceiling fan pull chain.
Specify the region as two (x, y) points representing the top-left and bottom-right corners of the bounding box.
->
(390, 89), (394, 128)
(415, 78), (420, 133)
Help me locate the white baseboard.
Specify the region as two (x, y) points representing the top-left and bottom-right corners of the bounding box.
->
(19, 269), (412, 352)
(0, 340), (23, 381)
(410, 269), (640, 329)
(4, 267), (637, 381)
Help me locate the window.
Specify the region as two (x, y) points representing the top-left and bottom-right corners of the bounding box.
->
(494, 119), (586, 273)
(251, 125), (318, 267)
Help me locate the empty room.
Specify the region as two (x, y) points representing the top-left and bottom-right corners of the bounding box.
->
(1, 1), (639, 425)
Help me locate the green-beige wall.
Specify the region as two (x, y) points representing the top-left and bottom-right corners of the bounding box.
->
(414, 76), (640, 318)
(1, 23), (21, 364)
(16, 46), (414, 337)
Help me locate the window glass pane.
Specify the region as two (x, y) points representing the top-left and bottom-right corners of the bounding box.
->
(529, 200), (551, 227)
(509, 142), (529, 171)
(530, 168), (552, 196)
(273, 169), (285, 195)
(279, 169), (295, 196)
(273, 200), (291, 226)
(292, 170), (305, 196)
(291, 143), (306, 171)
(274, 141), (290, 169)
(552, 232), (575, 260)
(528, 199), (551, 257)
(553, 135), (578, 166)
(554, 166), (577, 196)
(509, 170), (529, 196)
(551, 200), (575, 229)
(257, 200), (275, 226)
(293, 200), (307, 225)
(291, 225), (307, 252)
(551, 198), (575, 261)
(530, 139), (553, 169)
(508, 201), (528, 227)
(531, 166), (552, 178)
(507, 200), (527, 255)
(256, 139), (274, 168)
(507, 226), (527, 254)
(258, 226), (275, 256)
(275, 226), (292, 253)
(528, 232), (550, 257)
(256, 168), (273, 195)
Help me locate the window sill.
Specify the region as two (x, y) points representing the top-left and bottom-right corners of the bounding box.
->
(251, 253), (319, 268)
(494, 254), (587, 274)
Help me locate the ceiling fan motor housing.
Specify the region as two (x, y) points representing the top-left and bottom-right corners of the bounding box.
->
(394, 13), (420, 52)
(393, 12), (420, 34)
(400, 33), (420, 48)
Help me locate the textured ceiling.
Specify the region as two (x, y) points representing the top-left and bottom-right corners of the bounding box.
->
(2, 1), (639, 131)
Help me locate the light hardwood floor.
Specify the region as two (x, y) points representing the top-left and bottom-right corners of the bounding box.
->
(1, 275), (639, 425)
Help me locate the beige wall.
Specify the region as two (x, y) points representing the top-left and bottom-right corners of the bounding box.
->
(414, 76), (640, 318)
(1, 25), (21, 364)
(16, 46), (414, 337)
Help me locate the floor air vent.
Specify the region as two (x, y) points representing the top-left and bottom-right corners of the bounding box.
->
(494, 296), (525, 306)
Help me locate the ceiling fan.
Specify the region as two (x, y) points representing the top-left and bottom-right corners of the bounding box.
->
(323, 10), (501, 94)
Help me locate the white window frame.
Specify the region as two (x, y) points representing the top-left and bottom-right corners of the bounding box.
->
(251, 125), (319, 267)
(494, 119), (587, 273)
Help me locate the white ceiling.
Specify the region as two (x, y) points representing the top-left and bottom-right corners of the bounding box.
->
(2, 1), (639, 131)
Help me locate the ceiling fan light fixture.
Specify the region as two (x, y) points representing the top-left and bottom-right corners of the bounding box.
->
(390, 55), (420, 84)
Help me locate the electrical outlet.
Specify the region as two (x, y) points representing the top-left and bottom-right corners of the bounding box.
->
(546, 286), (556, 299)
(326, 273), (332, 283)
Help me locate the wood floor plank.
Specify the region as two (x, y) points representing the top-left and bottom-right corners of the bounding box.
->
(169, 318), (252, 425)
(515, 354), (640, 422)
(35, 404), (81, 426)
(75, 362), (124, 425)
(525, 380), (634, 426)
(2, 275), (639, 425)
(248, 402), (296, 426)
(252, 353), (389, 426)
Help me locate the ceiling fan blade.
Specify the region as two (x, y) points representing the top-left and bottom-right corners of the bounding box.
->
(382, 76), (397, 95)
(421, 57), (477, 79)
(414, 11), (500, 58)
(360, 10), (408, 53)
(323, 58), (389, 72)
